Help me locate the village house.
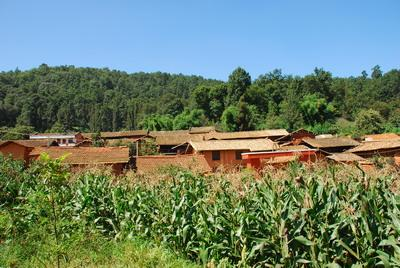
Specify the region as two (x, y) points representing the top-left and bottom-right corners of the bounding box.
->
(0, 140), (58, 163)
(149, 130), (205, 154)
(30, 132), (84, 147)
(180, 139), (278, 169)
(29, 146), (130, 175)
(300, 137), (359, 153)
(135, 154), (211, 174)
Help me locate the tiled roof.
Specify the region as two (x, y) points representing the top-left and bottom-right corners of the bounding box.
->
(347, 140), (400, 153)
(189, 126), (216, 134)
(302, 137), (359, 148)
(205, 129), (289, 140)
(363, 133), (400, 141)
(0, 140), (57, 148)
(326, 153), (367, 163)
(148, 130), (189, 137)
(278, 145), (310, 151)
(136, 154), (211, 174)
(190, 139), (278, 152)
(155, 133), (205, 146)
(29, 147), (129, 164)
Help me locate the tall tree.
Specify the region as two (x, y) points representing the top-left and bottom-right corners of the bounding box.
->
(227, 67), (251, 106)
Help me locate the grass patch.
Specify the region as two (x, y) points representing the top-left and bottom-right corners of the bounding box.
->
(0, 232), (199, 268)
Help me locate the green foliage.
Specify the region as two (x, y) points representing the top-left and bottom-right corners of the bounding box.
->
(227, 67), (251, 106)
(220, 105), (240, 131)
(139, 114), (174, 131)
(173, 109), (206, 130)
(91, 132), (105, 147)
(300, 94), (335, 126)
(0, 125), (34, 140)
(355, 109), (385, 135)
(1, 65), (400, 134)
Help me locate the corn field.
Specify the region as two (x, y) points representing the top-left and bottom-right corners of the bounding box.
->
(1, 155), (400, 267)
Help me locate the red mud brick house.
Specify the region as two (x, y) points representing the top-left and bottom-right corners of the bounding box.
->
(301, 137), (360, 153)
(242, 145), (318, 169)
(29, 147), (130, 174)
(0, 140), (58, 162)
(135, 154), (211, 174)
(29, 132), (84, 147)
(183, 139), (278, 170)
(275, 129), (316, 145)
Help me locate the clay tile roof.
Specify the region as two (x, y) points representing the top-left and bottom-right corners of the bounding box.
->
(205, 129), (289, 140)
(189, 126), (216, 134)
(347, 140), (400, 153)
(302, 137), (359, 148)
(155, 133), (205, 146)
(29, 147), (129, 165)
(136, 154), (211, 174)
(326, 153), (367, 163)
(363, 133), (400, 141)
(0, 139), (57, 148)
(190, 139), (278, 152)
(148, 130), (189, 137)
(278, 145), (311, 151)
(99, 130), (148, 139)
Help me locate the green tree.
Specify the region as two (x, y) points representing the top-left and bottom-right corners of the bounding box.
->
(139, 114), (173, 131)
(300, 94), (335, 126)
(371, 65), (382, 79)
(355, 109), (384, 134)
(220, 106), (239, 132)
(227, 67), (251, 106)
(173, 109), (206, 130)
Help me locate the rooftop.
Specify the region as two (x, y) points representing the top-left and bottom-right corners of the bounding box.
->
(326, 153), (367, 162)
(363, 133), (400, 141)
(189, 126), (216, 134)
(205, 129), (289, 140)
(29, 146), (129, 165)
(347, 140), (400, 153)
(302, 137), (359, 148)
(0, 139), (57, 148)
(136, 154), (211, 174)
(155, 133), (205, 146)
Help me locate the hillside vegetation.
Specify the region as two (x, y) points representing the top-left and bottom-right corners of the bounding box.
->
(1, 155), (400, 266)
(0, 64), (399, 137)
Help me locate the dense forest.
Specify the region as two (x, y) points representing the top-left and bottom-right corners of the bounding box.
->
(0, 64), (399, 138)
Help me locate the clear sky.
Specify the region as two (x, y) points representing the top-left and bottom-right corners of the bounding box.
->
(1, 0), (399, 80)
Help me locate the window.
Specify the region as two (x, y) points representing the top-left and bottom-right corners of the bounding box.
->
(68, 139), (74, 144)
(235, 151), (243, 160)
(212, 151), (220, 161)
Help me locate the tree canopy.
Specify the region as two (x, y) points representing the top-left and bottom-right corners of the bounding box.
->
(0, 64), (399, 137)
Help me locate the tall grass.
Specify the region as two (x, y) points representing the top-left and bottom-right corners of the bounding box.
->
(1, 155), (400, 267)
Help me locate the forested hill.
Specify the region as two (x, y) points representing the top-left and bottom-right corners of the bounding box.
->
(0, 64), (399, 138)
(0, 64), (221, 133)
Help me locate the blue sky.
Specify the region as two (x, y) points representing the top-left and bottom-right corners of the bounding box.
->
(0, 1), (399, 80)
